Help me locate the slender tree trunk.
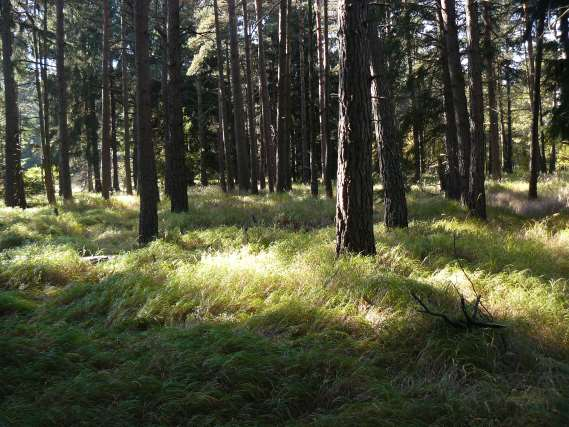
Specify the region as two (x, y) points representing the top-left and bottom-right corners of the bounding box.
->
(316, 0), (332, 198)
(524, 1), (535, 108)
(336, 0), (375, 256)
(161, 0), (172, 197)
(135, 0), (159, 243)
(225, 44), (238, 190)
(405, 5), (421, 182)
(529, 11), (545, 199)
(255, 0), (273, 192)
(484, 1), (501, 179)
(213, 0), (228, 192)
(242, 0), (258, 194)
(196, 77), (208, 186)
(122, 0), (133, 195)
(539, 101), (547, 173)
(276, 0), (290, 192)
(437, 3), (461, 200)
(307, 0), (318, 197)
(30, 2), (56, 204)
(133, 102), (138, 190)
(299, 3), (310, 184)
(111, 82), (121, 192)
(498, 62), (508, 173)
(167, 0), (189, 211)
(549, 89), (558, 174)
(466, 0), (487, 219)
(56, 0), (72, 200)
(503, 70), (514, 173)
(441, 0), (471, 202)
(85, 94), (101, 193)
(227, 0), (250, 193)
(101, 0), (112, 199)
(369, 9), (408, 228)
(2, 0), (26, 208)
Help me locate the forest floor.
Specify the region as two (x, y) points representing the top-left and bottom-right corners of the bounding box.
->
(1, 175), (569, 426)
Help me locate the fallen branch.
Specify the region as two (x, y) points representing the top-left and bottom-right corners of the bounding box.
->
(410, 291), (505, 331)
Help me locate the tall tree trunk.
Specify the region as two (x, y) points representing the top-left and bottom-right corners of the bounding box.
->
(86, 94), (101, 193)
(405, 4), (421, 182)
(441, 0), (471, 202)
(498, 61), (508, 174)
(316, 0), (332, 198)
(369, 8), (408, 228)
(41, 0), (55, 202)
(2, 0), (26, 208)
(299, 3), (310, 185)
(161, 0), (172, 197)
(255, 0), (272, 192)
(121, 0), (133, 195)
(227, 0), (250, 193)
(56, 0), (72, 200)
(276, 0), (290, 192)
(225, 43), (238, 190)
(135, 0), (159, 243)
(242, 0), (258, 194)
(30, 2), (56, 204)
(167, 0), (189, 211)
(307, 0), (318, 197)
(101, 0), (112, 199)
(549, 88), (558, 174)
(503, 68), (514, 173)
(111, 81), (121, 192)
(529, 10), (545, 199)
(213, 0), (228, 192)
(466, 0), (487, 219)
(524, 1), (535, 108)
(336, 0), (375, 256)
(437, 3), (461, 200)
(196, 77), (208, 186)
(539, 101), (547, 173)
(133, 102), (138, 191)
(484, 1), (501, 179)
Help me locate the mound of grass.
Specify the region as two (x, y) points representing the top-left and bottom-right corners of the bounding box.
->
(1, 179), (569, 425)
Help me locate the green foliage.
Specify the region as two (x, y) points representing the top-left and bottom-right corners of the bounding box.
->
(1, 181), (569, 425)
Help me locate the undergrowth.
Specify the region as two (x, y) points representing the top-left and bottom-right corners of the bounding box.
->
(1, 178), (569, 426)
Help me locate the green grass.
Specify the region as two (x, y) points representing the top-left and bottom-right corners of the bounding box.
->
(1, 178), (569, 426)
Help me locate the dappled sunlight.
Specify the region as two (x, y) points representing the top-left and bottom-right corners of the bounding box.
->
(2, 181), (569, 424)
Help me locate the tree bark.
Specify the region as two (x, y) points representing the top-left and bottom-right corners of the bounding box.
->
(437, 3), (461, 200)
(196, 77), (208, 186)
(307, 0), (318, 197)
(440, 0), (471, 202)
(122, 0), (133, 195)
(316, 0), (332, 198)
(276, 0), (290, 192)
(111, 79), (121, 192)
(167, 0), (189, 211)
(336, 0), (375, 256)
(484, 1), (501, 179)
(466, 0), (487, 219)
(162, 0), (172, 197)
(56, 0), (72, 200)
(369, 9), (408, 228)
(299, 3), (310, 184)
(30, 1), (56, 204)
(135, 0), (159, 243)
(242, 0), (258, 194)
(85, 93), (102, 193)
(2, 0), (26, 208)
(503, 66), (514, 173)
(227, 0), (250, 193)
(213, 0), (228, 192)
(101, 0), (112, 199)
(529, 10), (545, 199)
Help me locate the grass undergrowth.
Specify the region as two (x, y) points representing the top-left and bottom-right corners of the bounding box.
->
(1, 178), (569, 425)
